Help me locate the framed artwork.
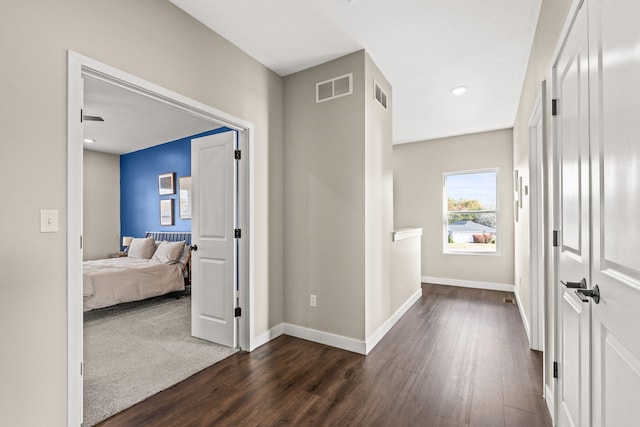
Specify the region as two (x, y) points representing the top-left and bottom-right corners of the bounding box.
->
(158, 172), (176, 195)
(179, 176), (192, 219)
(160, 199), (174, 226)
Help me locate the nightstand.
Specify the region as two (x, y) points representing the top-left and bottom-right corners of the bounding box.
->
(109, 252), (128, 258)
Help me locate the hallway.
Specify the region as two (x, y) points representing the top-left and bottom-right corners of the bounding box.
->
(100, 283), (551, 426)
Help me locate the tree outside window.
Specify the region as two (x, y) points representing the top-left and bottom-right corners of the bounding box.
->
(444, 169), (498, 253)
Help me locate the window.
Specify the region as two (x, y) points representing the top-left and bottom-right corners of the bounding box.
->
(444, 169), (498, 254)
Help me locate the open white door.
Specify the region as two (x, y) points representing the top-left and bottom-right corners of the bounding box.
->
(588, 0), (640, 425)
(555, 4), (591, 426)
(191, 131), (237, 348)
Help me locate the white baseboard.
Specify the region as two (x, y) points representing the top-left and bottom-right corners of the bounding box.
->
(365, 288), (422, 354)
(422, 276), (515, 292)
(252, 323), (284, 350)
(283, 323), (366, 354)
(250, 289), (423, 356)
(514, 286), (531, 344)
(545, 383), (555, 424)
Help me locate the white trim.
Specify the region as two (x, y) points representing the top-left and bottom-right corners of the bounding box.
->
(528, 80), (546, 352)
(284, 323), (366, 355)
(514, 286), (531, 343)
(365, 288), (422, 353)
(550, 3), (584, 423)
(67, 52), (84, 427)
(550, 0), (585, 70)
(252, 288), (422, 355)
(545, 383), (555, 425)
(422, 276), (514, 293)
(67, 51), (256, 426)
(392, 228), (423, 242)
(252, 323), (285, 350)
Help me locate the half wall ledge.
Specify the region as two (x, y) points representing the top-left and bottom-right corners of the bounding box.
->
(392, 228), (423, 241)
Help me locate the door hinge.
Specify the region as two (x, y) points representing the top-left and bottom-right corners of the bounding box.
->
(234, 307), (242, 317)
(81, 362), (83, 376)
(552, 99), (558, 116)
(553, 230), (559, 247)
(80, 108), (83, 122)
(80, 235), (83, 249)
(553, 361), (559, 379)
(234, 228), (241, 239)
(234, 150), (241, 160)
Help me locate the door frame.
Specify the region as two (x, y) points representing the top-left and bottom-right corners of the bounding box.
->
(549, 0), (587, 422)
(528, 81), (546, 353)
(67, 51), (255, 426)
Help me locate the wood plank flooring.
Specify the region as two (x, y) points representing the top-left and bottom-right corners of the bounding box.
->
(98, 283), (552, 427)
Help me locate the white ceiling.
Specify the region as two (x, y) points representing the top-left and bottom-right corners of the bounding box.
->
(170, 0), (542, 144)
(83, 76), (218, 155)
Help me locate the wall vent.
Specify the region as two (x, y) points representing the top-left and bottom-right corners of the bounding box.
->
(374, 80), (388, 110)
(316, 73), (353, 103)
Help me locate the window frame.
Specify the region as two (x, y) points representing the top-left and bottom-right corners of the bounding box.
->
(442, 168), (500, 255)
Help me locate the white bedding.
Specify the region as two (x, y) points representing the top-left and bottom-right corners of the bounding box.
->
(83, 257), (185, 311)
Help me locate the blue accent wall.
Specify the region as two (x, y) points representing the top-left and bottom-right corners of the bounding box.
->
(120, 127), (231, 239)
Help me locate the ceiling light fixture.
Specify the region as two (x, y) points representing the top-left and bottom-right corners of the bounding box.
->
(83, 138), (95, 144)
(451, 86), (468, 96)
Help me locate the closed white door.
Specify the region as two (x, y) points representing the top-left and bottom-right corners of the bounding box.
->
(588, 0), (640, 425)
(191, 131), (237, 348)
(555, 4), (591, 426)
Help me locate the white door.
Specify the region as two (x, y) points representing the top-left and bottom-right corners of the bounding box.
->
(555, 4), (591, 426)
(588, 0), (640, 425)
(191, 131), (237, 348)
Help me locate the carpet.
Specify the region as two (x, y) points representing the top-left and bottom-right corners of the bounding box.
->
(83, 295), (237, 426)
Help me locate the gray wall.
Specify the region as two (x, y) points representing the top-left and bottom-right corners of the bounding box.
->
(364, 54), (395, 337)
(0, 1), (283, 425)
(393, 129), (515, 286)
(283, 51), (367, 340)
(83, 150), (120, 260)
(283, 50), (398, 342)
(512, 0), (573, 401)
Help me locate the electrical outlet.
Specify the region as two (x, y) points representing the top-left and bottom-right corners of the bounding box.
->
(310, 294), (317, 307)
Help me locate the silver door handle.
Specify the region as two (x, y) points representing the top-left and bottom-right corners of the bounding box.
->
(576, 284), (600, 304)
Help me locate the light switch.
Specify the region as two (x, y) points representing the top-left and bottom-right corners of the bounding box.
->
(41, 209), (59, 233)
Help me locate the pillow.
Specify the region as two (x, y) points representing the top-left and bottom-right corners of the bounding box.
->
(127, 237), (156, 259)
(152, 240), (185, 264)
(178, 244), (191, 266)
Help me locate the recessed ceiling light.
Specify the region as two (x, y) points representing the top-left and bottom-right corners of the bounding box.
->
(451, 86), (468, 96)
(83, 138), (95, 144)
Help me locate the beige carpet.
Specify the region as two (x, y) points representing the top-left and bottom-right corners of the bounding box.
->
(83, 295), (237, 426)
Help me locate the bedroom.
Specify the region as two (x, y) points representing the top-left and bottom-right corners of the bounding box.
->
(82, 74), (241, 425)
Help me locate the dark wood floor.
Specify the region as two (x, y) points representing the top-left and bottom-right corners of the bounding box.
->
(99, 283), (551, 427)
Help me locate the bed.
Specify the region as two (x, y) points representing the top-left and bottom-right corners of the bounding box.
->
(83, 232), (192, 311)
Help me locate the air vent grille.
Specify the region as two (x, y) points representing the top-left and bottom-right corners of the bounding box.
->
(316, 73), (353, 103)
(374, 81), (388, 110)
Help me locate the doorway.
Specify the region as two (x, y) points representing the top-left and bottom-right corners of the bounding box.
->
(67, 51), (254, 426)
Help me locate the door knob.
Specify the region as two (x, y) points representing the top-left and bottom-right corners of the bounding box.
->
(575, 284), (600, 304)
(561, 278), (587, 289)
(190, 244), (198, 252)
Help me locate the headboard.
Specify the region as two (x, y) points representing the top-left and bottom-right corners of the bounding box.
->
(144, 231), (192, 246)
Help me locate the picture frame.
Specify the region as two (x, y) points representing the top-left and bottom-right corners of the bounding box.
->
(160, 199), (174, 226)
(158, 172), (176, 195)
(179, 176), (192, 219)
